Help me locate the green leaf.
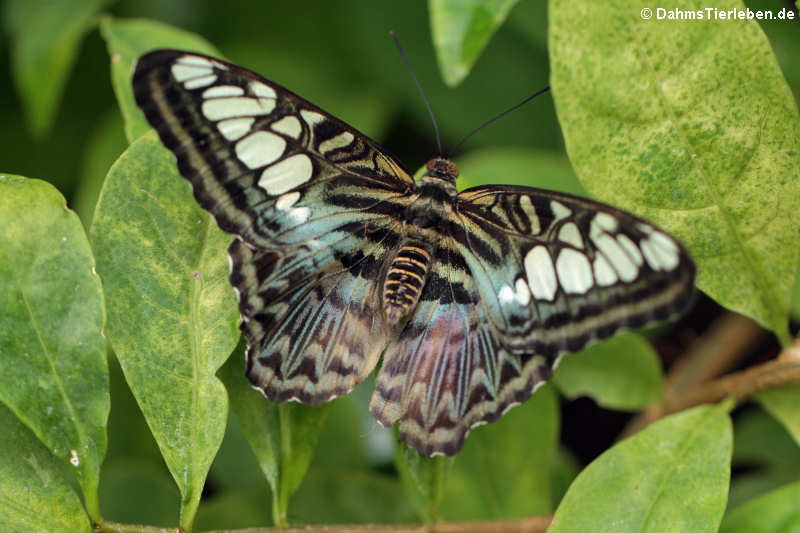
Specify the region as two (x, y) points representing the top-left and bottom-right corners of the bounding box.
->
(441, 384), (559, 520)
(553, 333), (665, 410)
(0, 175), (108, 521)
(756, 385), (800, 446)
(457, 147), (587, 195)
(218, 349), (332, 527)
(721, 481), (800, 533)
(549, 0), (800, 342)
(395, 443), (454, 523)
(429, 0), (520, 86)
(73, 110), (127, 226)
(90, 132), (239, 531)
(729, 408), (800, 508)
(3, 0), (115, 137)
(0, 404), (91, 533)
(99, 16), (222, 142)
(550, 404), (733, 533)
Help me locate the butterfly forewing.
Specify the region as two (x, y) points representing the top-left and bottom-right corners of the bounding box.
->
(455, 186), (695, 359)
(133, 49), (695, 457)
(133, 50), (413, 404)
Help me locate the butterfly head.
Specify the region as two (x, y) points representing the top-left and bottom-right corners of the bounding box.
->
(424, 158), (459, 184)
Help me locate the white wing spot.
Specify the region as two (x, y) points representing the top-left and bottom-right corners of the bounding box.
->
(183, 74), (217, 89)
(558, 222), (583, 248)
(203, 85), (244, 98)
(593, 254), (618, 286)
(275, 191), (301, 210)
(594, 233), (638, 282)
(288, 206), (311, 224)
(594, 212), (619, 232)
(551, 201), (571, 220)
(249, 81), (277, 99)
(556, 248), (593, 294)
(171, 63), (212, 82)
(616, 234), (643, 266)
(201, 97), (275, 120)
(519, 195), (540, 234)
(641, 232), (680, 271)
(271, 116), (302, 139)
(319, 131), (354, 153)
(69, 449), (79, 467)
(514, 278), (531, 306)
(235, 131), (286, 169)
(524, 245), (557, 301)
(217, 117), (254, 141)
(258, 154), (313, 195)
(498, 284), (515, 304)
(300, 109), (325, 127)
(177, 55), (213, 68)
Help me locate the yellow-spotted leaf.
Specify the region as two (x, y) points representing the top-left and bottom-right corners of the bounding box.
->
(90, 133), (239, 531)
(550, 0), (800, 342)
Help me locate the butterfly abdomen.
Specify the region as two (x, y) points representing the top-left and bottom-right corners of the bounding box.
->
(383, 242), (432, 325)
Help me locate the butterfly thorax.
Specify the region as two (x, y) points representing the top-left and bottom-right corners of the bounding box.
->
(381, 159), (459, 325)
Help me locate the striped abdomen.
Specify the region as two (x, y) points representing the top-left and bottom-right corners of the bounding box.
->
(383, 242), (432, 325)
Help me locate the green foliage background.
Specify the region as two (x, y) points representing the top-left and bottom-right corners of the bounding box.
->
(0, 1), (798, 532)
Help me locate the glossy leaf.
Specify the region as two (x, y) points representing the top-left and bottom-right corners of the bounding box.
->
(550, 404), (733, 533)
(756, 385), (800, 446)
(99, 16), (222, 142)
(219, 349), (332, 527)
(0, 175), (108, 521)
(550, 0), (800, 342)
(721, 481), (800, 533)
(441, 384), (559, 520)
(553, 333), (664, 410)
(0, 404), (91, 533)
(429, 0), (520, 86)
(90, 132), (239, 531)
(3, 0), (115, 137)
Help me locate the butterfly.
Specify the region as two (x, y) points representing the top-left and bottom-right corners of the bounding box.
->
(132, 50), (695, 456)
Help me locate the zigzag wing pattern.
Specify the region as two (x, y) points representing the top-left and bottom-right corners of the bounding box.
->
(370, 239), (552, 456)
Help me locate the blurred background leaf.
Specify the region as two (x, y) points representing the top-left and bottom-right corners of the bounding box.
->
(429, 0), (521, 86)
(553, 333), (665, 410)
(2, 0), (115, 137)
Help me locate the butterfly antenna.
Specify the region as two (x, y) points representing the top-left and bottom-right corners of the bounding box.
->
(390, 31), (443, 156)
(451, 86), (551, 156)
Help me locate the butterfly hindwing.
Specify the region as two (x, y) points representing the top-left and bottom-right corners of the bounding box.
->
(371, 241), (553, 456)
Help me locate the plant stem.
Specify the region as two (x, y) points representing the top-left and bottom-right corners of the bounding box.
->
(622, 333), (800, 438)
